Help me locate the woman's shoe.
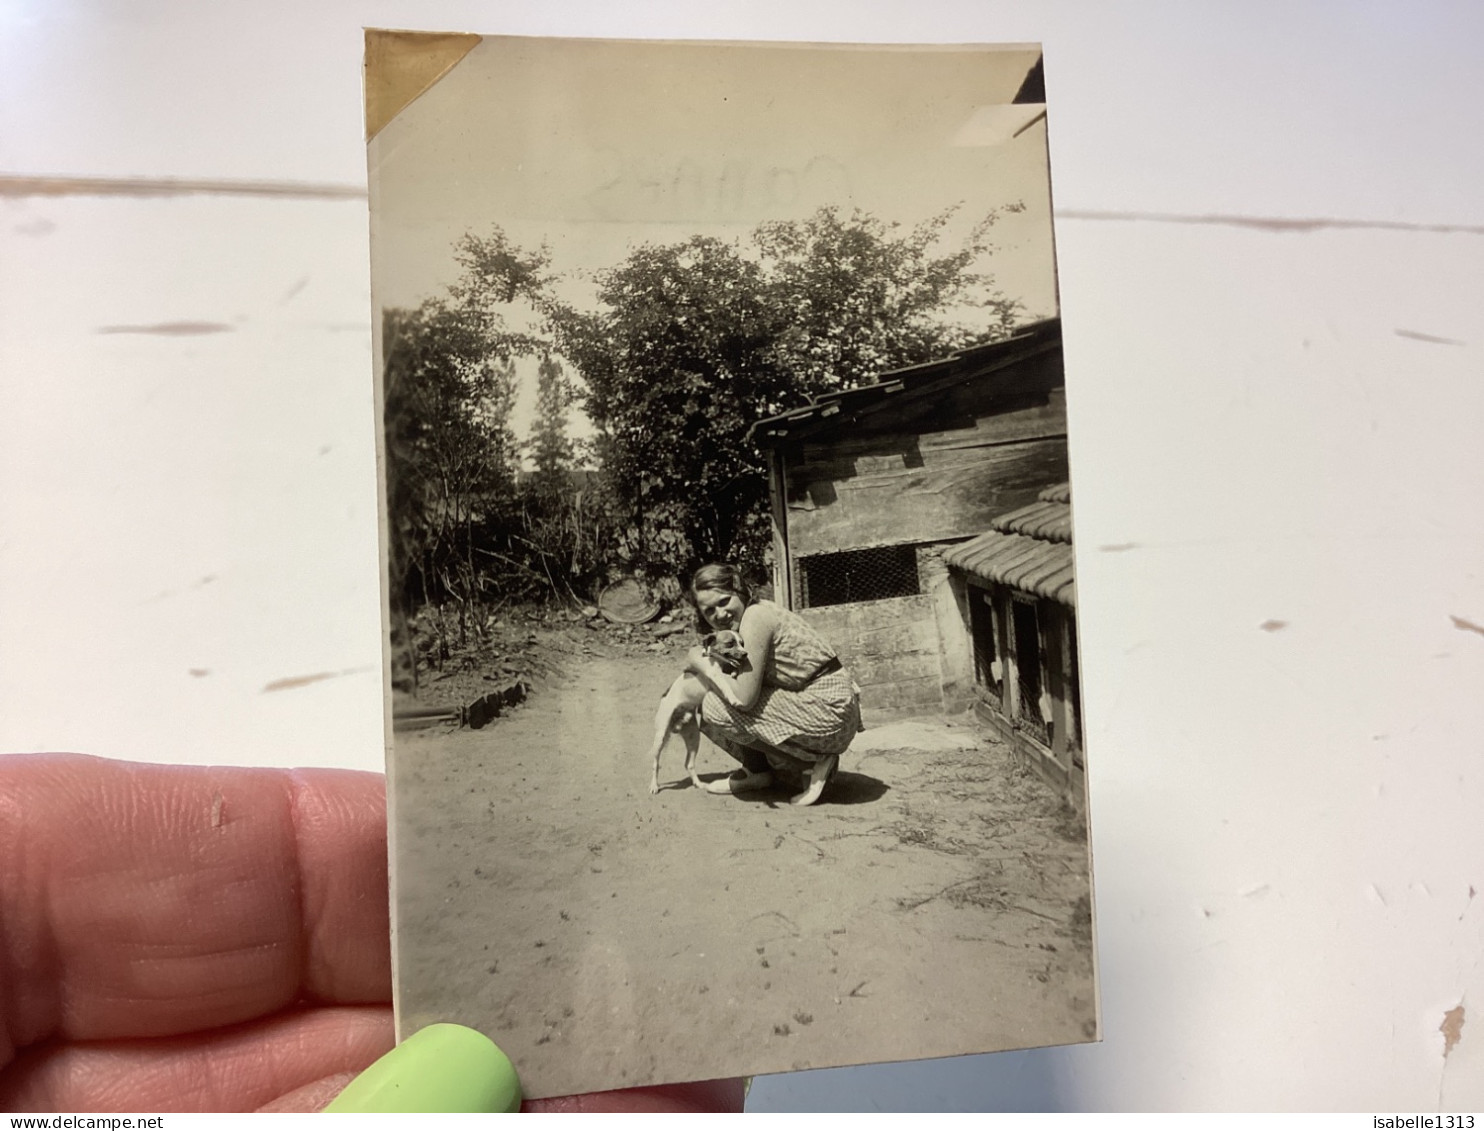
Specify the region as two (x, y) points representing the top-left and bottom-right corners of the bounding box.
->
(789, 754), (837, 806)
(704, 770), (773, 795)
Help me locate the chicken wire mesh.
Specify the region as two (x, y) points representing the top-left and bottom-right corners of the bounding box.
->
(797, 544), (921, 609)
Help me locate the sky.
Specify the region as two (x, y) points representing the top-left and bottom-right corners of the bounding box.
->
(367, 35), (1059, 448)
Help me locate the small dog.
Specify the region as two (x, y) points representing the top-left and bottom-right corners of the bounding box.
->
(647, 630), (749, 795)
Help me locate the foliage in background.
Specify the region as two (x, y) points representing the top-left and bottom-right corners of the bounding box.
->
(383, 301), (516, 613)
(531, 205), (1022, 576)
(381, 231), (550, 652)
(527, 354), (578, 494)
(386, 204), (1027, 673)
(545, 237), (793, 579)
(757, 205), (1024, 395)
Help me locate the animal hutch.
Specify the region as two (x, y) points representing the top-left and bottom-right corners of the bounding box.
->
(943, 483), (1084, 802)
(748, 318), (1069, 724)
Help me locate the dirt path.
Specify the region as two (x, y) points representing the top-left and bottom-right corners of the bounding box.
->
(392, 648), (1095, 1099)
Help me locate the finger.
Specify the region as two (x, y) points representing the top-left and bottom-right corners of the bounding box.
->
(256, 1071), (358, 1113)
(0, 1005), (392, 1113)
(0, 753), (390, 1056)
(255, 1071), (357, 1113)
(526, 1077), (746, 1113)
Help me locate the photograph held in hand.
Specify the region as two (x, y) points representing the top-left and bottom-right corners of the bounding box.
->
(367, 31), (1096, 1098)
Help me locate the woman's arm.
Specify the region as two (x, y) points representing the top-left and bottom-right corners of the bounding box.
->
(722, 603), (776, 709)
(684, 603), (777, 711)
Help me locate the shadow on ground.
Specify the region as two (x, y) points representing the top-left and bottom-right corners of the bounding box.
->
(819, 771), (889, 805)
(702, 770), (889, 808)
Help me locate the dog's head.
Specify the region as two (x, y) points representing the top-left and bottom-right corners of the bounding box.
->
(702, 629), (748, 674)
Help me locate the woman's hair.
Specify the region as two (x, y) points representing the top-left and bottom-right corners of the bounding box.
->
(690, 563), (752, 607)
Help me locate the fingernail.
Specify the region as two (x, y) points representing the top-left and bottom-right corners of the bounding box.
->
(325, 1023), (522, 1113)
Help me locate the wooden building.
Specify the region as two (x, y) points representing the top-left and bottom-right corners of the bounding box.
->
(943, 484), (1083, 801)
(748, 319), (1068, 721)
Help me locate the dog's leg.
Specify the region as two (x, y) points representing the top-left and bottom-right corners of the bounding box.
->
(648, 678), (685, 795)
(671, 673), (723, 791)
(678, 714), (703, 790)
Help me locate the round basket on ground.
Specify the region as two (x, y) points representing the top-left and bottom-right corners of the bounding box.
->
(597, 578), (661, 625)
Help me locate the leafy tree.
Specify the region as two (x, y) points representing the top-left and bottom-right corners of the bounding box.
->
(512, 354), (614, 602)
(549, 238), (797, 574)
(757, 204), (1023, 395)
(450, 204), (1026, 583)
(450, 225), (555, 310)
(526, 354), (577, 494)
(382, 299), (520, 618)
(558, 207), (1020, 576)
(382, 229), (556, 639)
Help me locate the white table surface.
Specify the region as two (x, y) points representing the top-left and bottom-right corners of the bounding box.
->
(2, 0), (1481, 1112)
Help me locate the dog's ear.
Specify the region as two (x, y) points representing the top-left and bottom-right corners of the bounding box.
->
(700, 632), (718, 647)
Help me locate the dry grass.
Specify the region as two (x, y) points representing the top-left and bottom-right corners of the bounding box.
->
(836, 735), (1094, 944)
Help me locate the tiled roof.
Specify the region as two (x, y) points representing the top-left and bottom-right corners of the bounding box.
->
(990, 498), (1072, 543)
(944, 532), (1075, 607)
(944, 482), (1075, 606)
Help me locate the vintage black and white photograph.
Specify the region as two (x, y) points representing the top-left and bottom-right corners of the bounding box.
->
(368, 32), (1095, 1097)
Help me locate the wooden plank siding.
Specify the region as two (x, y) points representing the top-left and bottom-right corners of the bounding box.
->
(782, 391), (1068, 557)
(766, 452), (793, 608)
(762, 338), (1069, 727)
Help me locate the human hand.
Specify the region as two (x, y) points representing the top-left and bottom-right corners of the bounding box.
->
(0, 753), (743, 1113)
(324, 1022), (740, 1113)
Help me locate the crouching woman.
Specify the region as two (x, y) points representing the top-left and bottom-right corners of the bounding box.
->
(683, 563), (861, 806)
